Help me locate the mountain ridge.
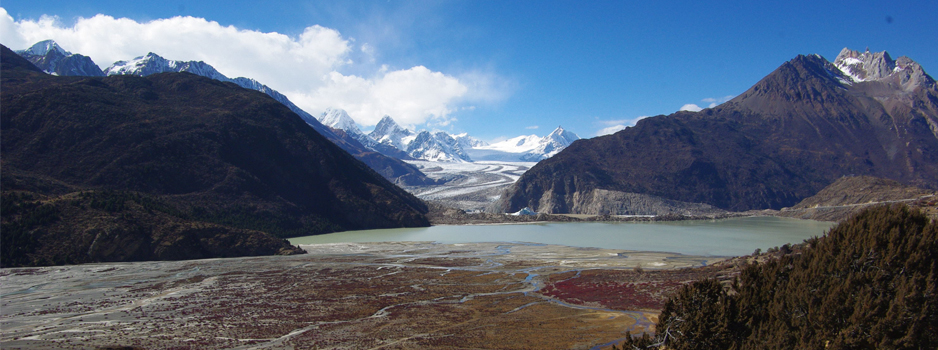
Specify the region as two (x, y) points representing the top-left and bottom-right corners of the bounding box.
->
(322, 109), (580, 163)
(12, 40), (435, 186)
(1, 44), (429, 266)
(494, 48), (938, 214)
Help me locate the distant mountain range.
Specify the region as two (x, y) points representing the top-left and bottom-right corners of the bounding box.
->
(317, 108), (580, 163)
(15, 40), (581, 168)
(494, 48), (938, 214)
(14, 40), (436, 186)
(1, 44), (429, 267)
(468, 126), (580, 162)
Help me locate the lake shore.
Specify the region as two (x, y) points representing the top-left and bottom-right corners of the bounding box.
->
(426, 201), (771, 226)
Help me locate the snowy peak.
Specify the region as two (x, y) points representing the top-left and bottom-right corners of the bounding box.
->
(453, 133), (488, 150)
(322, 112), (474, 162)
(480, 135), (541, 153)
(524, 126), (580, 161)
(15, 40), (104, 77)
(21, 40), (70, 57)
(470, 126), (579, 162)
(406, 131), (472, 162)
(546, 126), (579, 147)
(318, 108), (364, 136)
(833, 47), (933, 92)
(98, 50), (324, 126)
(105, 53), (228, 81)
(834, 48), (896, 82)
(369, 115), (414, 151)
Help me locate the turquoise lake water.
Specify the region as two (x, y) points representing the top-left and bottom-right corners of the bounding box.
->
(289, 216), (835, 256)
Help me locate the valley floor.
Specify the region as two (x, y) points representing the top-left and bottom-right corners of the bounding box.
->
(0, 242), (730, 350)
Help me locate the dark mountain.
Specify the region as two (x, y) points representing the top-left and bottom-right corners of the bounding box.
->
(12, 41), (435, 186)
(0, 44), (428, 267)
(495, 49), (938, 214)
(15, 40), (105, 77)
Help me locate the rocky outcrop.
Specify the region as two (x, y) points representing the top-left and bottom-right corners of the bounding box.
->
(563, 189), (725, 216)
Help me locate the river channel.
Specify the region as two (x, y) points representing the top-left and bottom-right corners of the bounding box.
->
(289, 216), (835, 257)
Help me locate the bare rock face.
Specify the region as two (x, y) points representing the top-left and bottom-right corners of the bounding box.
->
(834, 47), (934, 93)
(565, 190), (725, 216)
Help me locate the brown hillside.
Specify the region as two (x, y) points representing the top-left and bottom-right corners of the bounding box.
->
(496, 53), (938, 214)
(778, 176), (937, 221)
(0, 44), (428, 267)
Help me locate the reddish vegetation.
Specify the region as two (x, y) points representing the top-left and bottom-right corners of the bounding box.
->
(539, 267), (733, 311)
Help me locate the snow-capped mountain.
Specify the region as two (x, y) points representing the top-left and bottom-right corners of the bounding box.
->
(478, 135), (544, 154)
(327, 113), (471, 162)
(325, 113), (578, 163)
(833, 47), (933, 92)
(527, 126), (580, 161)
(15, 40), (104, 77)
(406, 131), (472, 162)
(105, 52), (228, 81)
(319, 108), (366, 138)
(97, 51), (327, 128)
(369, 115), (415, 151)
(318, 109), (414, 160)
(467, 126), (580, 162)
(15, 41), (322, 128)
(366, 116), (472, 162)
(453, 133), (488, 150)
(15, 41), (436, 185)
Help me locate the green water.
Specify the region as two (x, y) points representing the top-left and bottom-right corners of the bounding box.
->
(289, 216), (835, 257)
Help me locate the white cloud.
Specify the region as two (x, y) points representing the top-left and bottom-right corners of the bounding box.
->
(360, 43), (376, 63)
(526, 125), (539, 130)
(701, 95), (735, 108)
(295, 65), (467, 127)
(679, 95), (734, 112)
(594, 116), (648, 136)
(597, 124), (627, 136)
(679, 104), (703, 112)
(0, 8), (494, 127)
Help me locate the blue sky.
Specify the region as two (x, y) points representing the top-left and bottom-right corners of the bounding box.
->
(2, 1), (936, 141)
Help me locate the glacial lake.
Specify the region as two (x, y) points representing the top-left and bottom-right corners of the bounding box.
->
(289, 216), (835, 257)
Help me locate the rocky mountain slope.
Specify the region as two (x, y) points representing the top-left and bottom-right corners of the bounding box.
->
(777, 176), (936, 221)
(494, 48), (938, 214)
(0, 44), (428, 267)
(13, 41), (434, 186)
